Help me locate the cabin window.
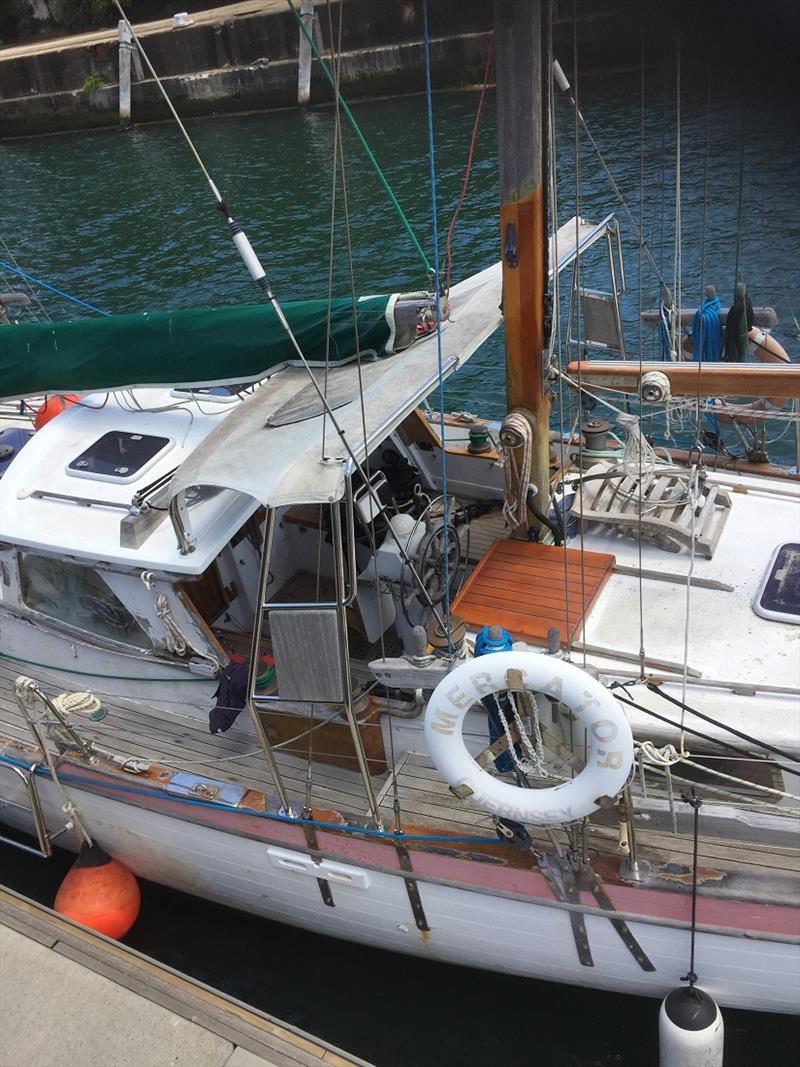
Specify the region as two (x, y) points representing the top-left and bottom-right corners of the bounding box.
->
(67, 430), (171, 483)
(19, 554), (152, 649)
(753, 543), (800, 624)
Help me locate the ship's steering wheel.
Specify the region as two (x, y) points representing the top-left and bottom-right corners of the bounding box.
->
(399, 495), (469, 624)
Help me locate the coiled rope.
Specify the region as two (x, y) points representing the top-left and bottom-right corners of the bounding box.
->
(499, 411), (532, 528)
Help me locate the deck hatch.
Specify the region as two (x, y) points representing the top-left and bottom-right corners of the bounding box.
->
(67, 430), (172, 483)
(754, 542), (800, 624)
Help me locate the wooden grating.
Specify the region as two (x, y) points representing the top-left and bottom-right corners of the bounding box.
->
(451, 539), (615, 645)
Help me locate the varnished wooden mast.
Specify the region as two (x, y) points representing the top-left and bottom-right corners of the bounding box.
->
(495, 0), (551, 535)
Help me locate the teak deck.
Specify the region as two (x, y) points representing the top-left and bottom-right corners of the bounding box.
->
(451, 539), (615, 644)
(1, 662), (797, 883)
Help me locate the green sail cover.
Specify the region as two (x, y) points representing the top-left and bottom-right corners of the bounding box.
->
(0, 296), (393, 399)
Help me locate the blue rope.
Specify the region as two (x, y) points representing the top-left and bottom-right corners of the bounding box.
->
(422, 0), (453, 657)
(0, 259), (110, 317)
(0, 752), (500, 846)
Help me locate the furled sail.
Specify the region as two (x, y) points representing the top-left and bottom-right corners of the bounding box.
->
(0, 296), (395, 399)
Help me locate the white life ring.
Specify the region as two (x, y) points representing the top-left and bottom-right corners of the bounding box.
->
(424, 651), (633, 826)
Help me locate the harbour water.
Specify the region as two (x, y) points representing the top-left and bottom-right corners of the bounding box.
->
(1, 55), (799, 1066)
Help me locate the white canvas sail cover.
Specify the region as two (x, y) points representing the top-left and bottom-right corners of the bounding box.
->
(168, 262), (503, 510)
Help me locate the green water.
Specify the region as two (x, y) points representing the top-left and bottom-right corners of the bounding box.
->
(3, 73), (798, 433)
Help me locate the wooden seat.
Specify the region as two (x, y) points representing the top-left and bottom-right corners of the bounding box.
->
(451, 539), (615, 645)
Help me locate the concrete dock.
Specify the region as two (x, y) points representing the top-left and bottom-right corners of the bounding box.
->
(0, 887), (371, 1067)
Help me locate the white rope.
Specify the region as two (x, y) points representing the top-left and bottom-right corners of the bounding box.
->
(507, 690), (549, 778)
(633, 740), (800, 804)
(617, 412), (659, 484)
(51, 691), (103, 718)
(635, 739), (681, 766)
(154, 594), (220, 671)
(499, 411), (532, 528)
(156, 594), (189, 656)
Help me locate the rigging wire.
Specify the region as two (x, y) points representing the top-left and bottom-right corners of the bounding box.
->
(733, 110), (746, 296)
(547, 8), (573, 651)
(552, 60), (672, 302)
(681, 789), (701, 989)
(672, 32), (681, 361)
(0, 256), (107, 317)
(442, 35), (494, 297)
(422, 0), (453, 658)
(320, 0), (342, 461)
(636, 18), (646, 679)
(112, 1), (222, 203)
(285, 0), (432, 276)
(572, 2), (587, 666)
(0, 238), (52, 321)
(323, 0), (400, 828)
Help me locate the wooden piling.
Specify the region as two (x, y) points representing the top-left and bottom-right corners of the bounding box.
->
(118, 19), (132, 128)
(297, 0), (315, 107)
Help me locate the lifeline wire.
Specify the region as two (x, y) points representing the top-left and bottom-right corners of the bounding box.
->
(422, 0), (453, 657)
(0, 753), (499, 846)
(0, 238), (51, 320)
(613, 690), (798, 780)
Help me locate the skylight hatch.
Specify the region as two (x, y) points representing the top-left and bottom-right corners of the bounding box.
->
(753, 543), (800, 624)
(67, 431), (172, 484)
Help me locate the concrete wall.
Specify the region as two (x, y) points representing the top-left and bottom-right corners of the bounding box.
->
(5, 0), (792, 140)
(0, 0), (494, 138)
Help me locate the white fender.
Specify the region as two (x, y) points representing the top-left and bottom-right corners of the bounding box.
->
(748, 326), (791, 409)
(748, 326), (790, 364)
(424, 651), (633, 825)
(659, 987), (724, 1067)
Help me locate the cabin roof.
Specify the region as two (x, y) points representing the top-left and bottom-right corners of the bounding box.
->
(0, 387), (256, 574)
(168, 261), (504, 511)
(0, 216), (607, 573)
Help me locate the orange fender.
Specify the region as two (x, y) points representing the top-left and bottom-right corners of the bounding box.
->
(54, 843), (141, 939)
(34, 394), (79, 430)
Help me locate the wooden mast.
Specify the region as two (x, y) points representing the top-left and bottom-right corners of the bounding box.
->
(495, 0), (551, 535)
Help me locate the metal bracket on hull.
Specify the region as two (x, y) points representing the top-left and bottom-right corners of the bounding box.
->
(394, 840), (430, 933)
(537, 851), (594, 967)
(301, 821), (336, 908)
(578, 865), (656, 972)
(536, 847), (656, 973)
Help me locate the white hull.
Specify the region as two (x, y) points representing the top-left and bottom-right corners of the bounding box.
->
(2, 771), (797, 1015)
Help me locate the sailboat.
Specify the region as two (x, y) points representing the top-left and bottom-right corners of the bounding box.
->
(1, 0), (798, 1024)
